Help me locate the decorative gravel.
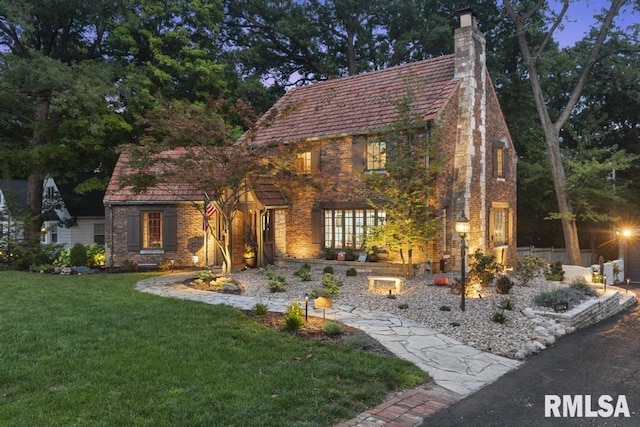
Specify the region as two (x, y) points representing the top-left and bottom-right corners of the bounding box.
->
(228, 264), (575, 358)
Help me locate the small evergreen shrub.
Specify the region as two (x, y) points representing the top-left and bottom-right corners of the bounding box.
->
(514, 255), (547, 286)
(293, 263), (312, 281)
(268, 278), (287, 293)
(283, 303), (305, 331)
(323, 321), (342, 336)
(495, 275), (514, 295)
(310, 273), (343, 298)
(346, 267), (357, 276)
(569, 279), (598, 297)
(398, 303), (409, 309)
(323, 265), (334, 274)
(69, 243), (88, 267)
(252, 302), (269, 316)
(450, 321), (460, 327)
(534, 284), (595, 309)
(439, 305), (451, 311)
(545, 261), (565, 281)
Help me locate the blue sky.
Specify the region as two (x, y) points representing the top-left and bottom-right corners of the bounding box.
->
(552, 0), (640, 47)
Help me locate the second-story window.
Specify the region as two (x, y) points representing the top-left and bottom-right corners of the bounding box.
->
(366, 140), (386, 171)
(295, 151), (312, 174)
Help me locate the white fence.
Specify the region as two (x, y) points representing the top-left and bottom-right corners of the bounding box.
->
(516, 247), (597, 267)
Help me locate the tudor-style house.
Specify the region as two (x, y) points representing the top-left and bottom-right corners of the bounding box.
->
(104, 9), (517, 271)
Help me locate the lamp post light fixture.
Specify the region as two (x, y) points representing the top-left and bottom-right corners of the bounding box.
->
(304, 293), (309, 321)
(455, 211), (470, 312)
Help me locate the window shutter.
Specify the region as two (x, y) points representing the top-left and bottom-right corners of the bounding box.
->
(351, 138), (365, 172)
(126, 211), (140, 252)
(311, 208), (322, 245)
(163, 208), (177, 251)
(311, 147), (321, 172)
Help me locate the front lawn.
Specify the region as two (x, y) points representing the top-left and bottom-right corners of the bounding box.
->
(0, 272), (427, 426)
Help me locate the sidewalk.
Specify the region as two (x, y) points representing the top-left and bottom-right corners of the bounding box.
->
(136, 273), (522, 426)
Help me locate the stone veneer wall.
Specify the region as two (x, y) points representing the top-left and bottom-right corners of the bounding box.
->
(534, 290), (636, 329)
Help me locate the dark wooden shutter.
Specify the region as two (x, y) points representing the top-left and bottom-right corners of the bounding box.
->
(163, 208), (177, 251)
(351, 138), (365, 172)
(311, 208), (322, 245)
(126, 211), (140, 252)
(311, 147), (321, 172)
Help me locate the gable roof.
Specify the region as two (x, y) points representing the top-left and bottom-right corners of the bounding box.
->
(54, 172), (106, 217)
(241, 54), (458, 146)
(105, 150), (205, 204)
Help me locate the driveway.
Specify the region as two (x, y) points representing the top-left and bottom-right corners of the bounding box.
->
(421, 286), (640, 426)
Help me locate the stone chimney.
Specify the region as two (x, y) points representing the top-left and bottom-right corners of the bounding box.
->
(453, 7), (488, 255)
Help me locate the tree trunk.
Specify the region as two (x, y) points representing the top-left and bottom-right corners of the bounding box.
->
(544, 126), (582, 265)
(24, 93), (50, 249)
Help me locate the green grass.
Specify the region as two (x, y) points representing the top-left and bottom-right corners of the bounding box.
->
(0, 272), (427, 426)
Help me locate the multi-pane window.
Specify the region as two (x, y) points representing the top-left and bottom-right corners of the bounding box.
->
(295, 152), (312, 174)
(142, 212), (162, 248)
(495, 147), (505, 178)
(493, 208), (508, 246)
(324, 209), (385, 249)
(366, 140), (386, 171)
(94, 223), (105, 246)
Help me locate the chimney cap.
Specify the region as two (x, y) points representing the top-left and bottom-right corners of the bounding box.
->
(454, 7), (477, 29)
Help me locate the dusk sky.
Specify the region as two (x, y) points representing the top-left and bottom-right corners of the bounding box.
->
(552, 0), (640, 47)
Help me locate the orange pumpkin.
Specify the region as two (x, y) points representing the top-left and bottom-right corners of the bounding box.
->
(434, 273), (449, 286)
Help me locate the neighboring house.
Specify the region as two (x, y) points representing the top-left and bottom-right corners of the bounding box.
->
(104, 8), (517, 270)
(0, 174), (105, 249)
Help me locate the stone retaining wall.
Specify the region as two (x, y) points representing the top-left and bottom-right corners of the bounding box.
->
(533, 288), (636, 330)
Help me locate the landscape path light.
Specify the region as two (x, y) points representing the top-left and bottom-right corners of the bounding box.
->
(455, 211), (470, 312)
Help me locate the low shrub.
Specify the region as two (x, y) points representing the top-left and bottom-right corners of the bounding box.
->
(398, 303), (409, 309)
(495, 275), (514, 294)
(491, 311), (507, 324)
(570, 278), (598, 297)
(310, 273), (343, 298)
(283, 303), (305, 331)
(439, 305), (451, 311)
(323, 265), (334, 274)
(346, 267), (357, 277)
(545, 261), (565, 281)
(293, 263), (312, 281)
(514, 254), (547, 286)
(323, 321), (342, 336)
(268, 279), (287, 293)
(534, 285), (594, 309)
(252, 302), (269, 316)
(498, 298), (514, 311)
(69, 243), (88, 267)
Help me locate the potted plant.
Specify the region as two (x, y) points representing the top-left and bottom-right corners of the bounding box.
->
(365, 245), (379, 262)
(243, 244), (257, 268)
(344, 244), (356, 261)
(323, 247), (337, 260)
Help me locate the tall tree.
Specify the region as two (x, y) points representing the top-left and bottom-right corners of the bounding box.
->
(502, 0), (636, 265)
(0, 0), (130, 248)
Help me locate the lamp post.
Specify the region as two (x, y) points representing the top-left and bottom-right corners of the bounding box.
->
(455, 211), (470, 312)
(304, 293), (309, 321)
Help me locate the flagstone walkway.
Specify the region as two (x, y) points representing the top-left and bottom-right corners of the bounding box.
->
(135, 273), (522, 426)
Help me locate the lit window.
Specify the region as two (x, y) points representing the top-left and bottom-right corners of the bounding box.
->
(295, 152), (312, 174)
(142, 212), (162, 248)
(493, 209), (508, 246)
(496, 147), (504, 178)
(366, 141), (386, 171)
(324, 208), (385, 249)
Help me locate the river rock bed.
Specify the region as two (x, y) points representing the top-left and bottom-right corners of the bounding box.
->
(228, 265), (589, 359)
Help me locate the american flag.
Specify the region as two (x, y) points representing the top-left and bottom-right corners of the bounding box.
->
(203, 200), (216, 231)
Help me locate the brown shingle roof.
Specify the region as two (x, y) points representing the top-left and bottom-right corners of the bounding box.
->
(104, 150), (204, 204)
(241, 55), (458, 146)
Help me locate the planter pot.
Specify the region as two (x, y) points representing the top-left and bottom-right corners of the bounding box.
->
(324, 254), (336, 260)
(367, 254), (378, 262)
(434, 273), (449, 286)
(336, 252), (346, 261)
(243, 257), (257, 268)
(344, 253), (356, 261)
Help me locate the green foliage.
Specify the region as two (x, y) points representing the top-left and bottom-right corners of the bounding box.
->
(268, 277), (287, 293)
(283, 303), (305, 331)
(0, 243), (63, 272)
(469, 250), (501, 286)
(534, 284), (596, 309)
(69, 243), (88, 267)
(310, 273), (343, 298)
(322, 265), (334, 274)
(346, 267), (357, 277)
(293, 263), (312, 281)
(498, 299), (514, 311)
(398, 303), (409, 309)
(323, 321), (342, 336)
(439, 305), (451, 311)
(515, 255), (548, 286)
(85, 244), (106, 267)
(252, 302), (269, 316)
(495, 275), (514, 295)
(491, 311), (507, 324)
(569, 279), (598, 297)
(545, 261), (565, 281)
(450, 321), (460, 327)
